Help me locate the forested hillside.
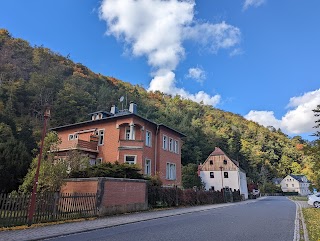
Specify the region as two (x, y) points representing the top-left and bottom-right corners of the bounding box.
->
(1, 29), (319, 192)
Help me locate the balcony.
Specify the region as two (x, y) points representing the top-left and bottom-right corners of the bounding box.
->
(57, 139), (99, 153)
(118, 139), (144, 150)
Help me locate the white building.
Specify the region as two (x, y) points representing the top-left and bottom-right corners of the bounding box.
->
(280, 174), (311, 196)
(198, 147), (248, 199)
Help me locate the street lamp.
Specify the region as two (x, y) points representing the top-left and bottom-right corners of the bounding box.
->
(27, 104), (50, 226)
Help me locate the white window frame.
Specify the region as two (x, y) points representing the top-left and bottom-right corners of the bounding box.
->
(98, 129), (104, 146)
(169, 138), (173, 152)
(96, 158), (102, 165)
(174, 140), (179, 154)
(163, 135), (168, 150)
(145, 130), (152, 147)
(68, 133), (78, 141)
(124, 155), (137, 165)
(145, 159), (151, 176)
(166, 162), (176, 180)
(125, 126), (135, 140)
(125, 127), (130, 140)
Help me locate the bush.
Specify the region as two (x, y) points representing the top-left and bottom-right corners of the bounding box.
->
(69, 162), (145, 179)
(148, 187), (236, 208)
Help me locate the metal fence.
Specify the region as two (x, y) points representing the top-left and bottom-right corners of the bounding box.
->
(0, 192), (97, 227)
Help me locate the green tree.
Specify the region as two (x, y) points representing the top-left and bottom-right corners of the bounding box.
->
(182, 163), (203, 189)
(19, 132), (68, 193)
(0, 121), (32, 192)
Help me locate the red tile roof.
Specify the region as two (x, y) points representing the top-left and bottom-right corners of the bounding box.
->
(210, 147), (226, 156)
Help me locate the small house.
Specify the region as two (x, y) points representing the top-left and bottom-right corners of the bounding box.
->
(280, 174), (311, 196)
(198, 147), (248, 199)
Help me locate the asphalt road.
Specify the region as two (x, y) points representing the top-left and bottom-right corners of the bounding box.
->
(47, 196), (296, 241)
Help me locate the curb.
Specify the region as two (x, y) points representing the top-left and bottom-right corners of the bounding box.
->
(291, 199), (309, 241)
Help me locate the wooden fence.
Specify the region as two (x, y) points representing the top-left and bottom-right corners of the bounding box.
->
(0, 192), (97, 227)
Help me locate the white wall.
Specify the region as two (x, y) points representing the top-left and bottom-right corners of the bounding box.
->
(200, 170), (248, 200)
(239, 171), (248, 199)
(200, 171), (239, 191)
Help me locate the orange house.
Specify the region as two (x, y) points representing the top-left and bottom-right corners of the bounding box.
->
(51, 103), (185, 186)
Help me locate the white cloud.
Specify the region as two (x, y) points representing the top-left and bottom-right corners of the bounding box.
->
(183, 22), (241, 53)
(245, 111), (282, 129)
(229, 48), (244, 57)
(99, 0), (241, 106)
(243, 0), (266, 10)
(244, 89), (320, 135)
(149, 70), (220, 105)
(186, 67), (206, 83)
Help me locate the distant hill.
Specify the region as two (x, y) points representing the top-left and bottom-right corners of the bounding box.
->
(0, 29), (317, 192)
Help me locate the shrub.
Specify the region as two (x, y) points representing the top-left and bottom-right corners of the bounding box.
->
(69, 162), (145, 179)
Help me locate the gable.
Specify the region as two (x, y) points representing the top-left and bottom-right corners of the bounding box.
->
(200, 149), (239, 172)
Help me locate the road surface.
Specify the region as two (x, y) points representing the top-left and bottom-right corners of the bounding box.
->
(47, 196), (296, 241)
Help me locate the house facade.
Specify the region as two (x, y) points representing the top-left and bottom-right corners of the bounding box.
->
(51, 103), (185, 186)
(280, 174), (311, 196)
(198, 147), (248, 199)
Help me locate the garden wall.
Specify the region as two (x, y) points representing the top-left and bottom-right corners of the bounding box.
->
(61, 177), (148, 216)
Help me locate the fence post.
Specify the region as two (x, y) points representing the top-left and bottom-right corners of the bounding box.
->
(175, 186), (178, 206)
(52, 192), (59, 219)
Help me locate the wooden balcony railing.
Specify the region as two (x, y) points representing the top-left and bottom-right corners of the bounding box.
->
(58, 139), (98, 153)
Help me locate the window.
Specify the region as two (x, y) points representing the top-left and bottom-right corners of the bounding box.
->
(125, 128), (130, 140)
(98, 130), (104, 145)
(174, 140), (179, 154)
(163, 135), (168, 150)
(224, 172), (229, 178)
(169, 138), (173, 152)
(146, 130), (152, 147)
(292, 184), (294, 187)
(96, 158), (102, 165)
(210, 160), (213, 165)
(286, 184), (288, 187)
(145, 159), (151, 175)
(68, 134), (78, 141)
(210, 172), (214, 178)
(125, 155), (136, 164)
(125, 125), (135, 140)
(166, 162), (176, 180)
(211, 186), (215, 191)
(223, 160), (228, 165)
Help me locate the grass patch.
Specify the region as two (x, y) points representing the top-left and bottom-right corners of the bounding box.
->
(289, 196), (308, 201)
(302, 208), (320, 241)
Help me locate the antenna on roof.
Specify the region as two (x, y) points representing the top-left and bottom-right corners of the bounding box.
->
(119, 96), (124, 110)
(125, 93), (128, 109)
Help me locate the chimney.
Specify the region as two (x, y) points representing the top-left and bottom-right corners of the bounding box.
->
(129, 102), (137, 114)
(110, 105), (118, 115)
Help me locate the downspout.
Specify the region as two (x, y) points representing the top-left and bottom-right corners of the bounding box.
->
(154, 125), (160, 175)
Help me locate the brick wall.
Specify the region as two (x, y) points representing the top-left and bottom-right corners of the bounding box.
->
(61, 177), (148, 215)
(60, 178), (98, 193)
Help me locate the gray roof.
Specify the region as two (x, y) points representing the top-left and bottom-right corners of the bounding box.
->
(289, 174), (310, 183)
(50, 112), (186, 137)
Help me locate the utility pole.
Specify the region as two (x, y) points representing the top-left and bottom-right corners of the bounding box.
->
(27, 105), (50, 226)
(219, 166), (224, 202)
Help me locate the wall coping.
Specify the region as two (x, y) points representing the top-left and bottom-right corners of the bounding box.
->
(64, 177), (148, 183)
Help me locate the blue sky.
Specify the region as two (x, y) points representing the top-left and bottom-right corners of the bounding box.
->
(0, 0), (319, 139)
